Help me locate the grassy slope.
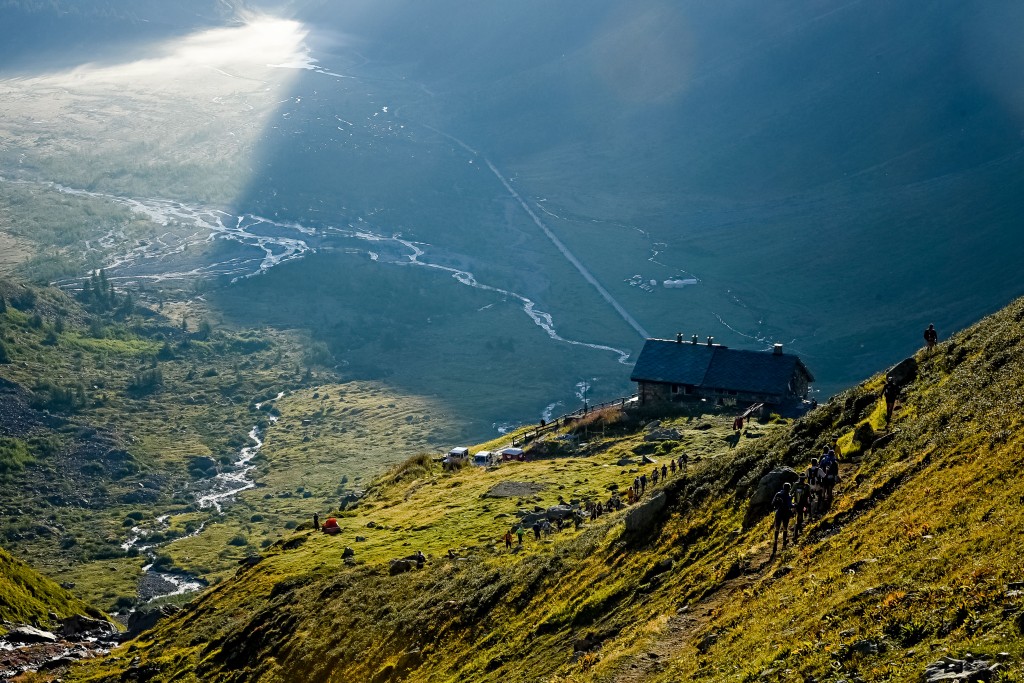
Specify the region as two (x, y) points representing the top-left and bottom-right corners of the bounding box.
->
(0, 545), (107, 635)
(64, 295), (1024, 683)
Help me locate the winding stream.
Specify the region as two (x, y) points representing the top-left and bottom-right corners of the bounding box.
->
(120, 394), (284, 603)
(1, 177), (634, 366)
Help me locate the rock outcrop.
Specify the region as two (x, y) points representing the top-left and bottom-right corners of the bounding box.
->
(625, 491), (666, 533)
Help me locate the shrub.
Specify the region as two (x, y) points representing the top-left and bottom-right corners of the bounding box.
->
(128, 368), (163, 395)
(228, 534), (248, 546)
(0, 438), (34, 476)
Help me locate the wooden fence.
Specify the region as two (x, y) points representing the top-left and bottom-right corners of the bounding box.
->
(509, 394), (638, 447)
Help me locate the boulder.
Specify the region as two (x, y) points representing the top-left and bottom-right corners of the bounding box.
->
(744, 467), (799, 527)
(625, 491), (666, 533)
(544, 505), (575, 520)
(61, 614), (118, 640)
(342, 547), (355, 558)
(389, 559), (414, 575)
(923, 655), (998, 683)
(644, 428), (682, 442)
(126, 605), (180, 639)
(749, 467), (799, 509)
(7, 625), (58, 644)
(887, 356), (918, 387)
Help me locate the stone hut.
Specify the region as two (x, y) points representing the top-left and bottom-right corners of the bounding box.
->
(630, 335), (814, 407)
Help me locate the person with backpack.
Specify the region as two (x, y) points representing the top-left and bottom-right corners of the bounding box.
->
(806, 458), (824, 517)
(924, 323), (938, 353)
(792, 474), (810, 540)
(821, 449), (840, 510)
(661, 464), (668, 480)
(771, 482), (794, 556)
(881, 375), (901, 422)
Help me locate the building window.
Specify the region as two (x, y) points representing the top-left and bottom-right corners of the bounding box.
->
(671, 384), (679, 393)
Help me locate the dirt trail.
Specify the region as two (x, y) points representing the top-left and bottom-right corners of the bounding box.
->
(611, 546), (770, 683)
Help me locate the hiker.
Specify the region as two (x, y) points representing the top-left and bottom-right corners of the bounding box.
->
(313, 512), (320, 531)
(573, 511), (583, 530)
(504, 529), (513, 549)
(640, 474), (648, 494)
(651, 468), (659, 485)
(542, 519), (552, 536)
(661, 464), (668, 480)
(669, 459), (676, 474)
(627, 487), (636, 505)
(806, 459), (824, 516)
(881, 375), (901, 422)
(633, 476), (640, 496)
(516, 526), (525, 546)
(415, 550), (426, 568)
(532, 521), (542, 540)
(924, 323), (938, 353)
(771, 482), (794, 556)
(821, 449), (840, 510)
(678, 453), (688, 470)
(792, 474), (810, 540)
(733, 415), (743, 430)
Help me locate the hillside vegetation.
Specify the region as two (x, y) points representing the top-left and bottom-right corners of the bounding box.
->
(0, 545), (105, 635)
(62, 297), (1024, 682)
(0, 277), (453, 613)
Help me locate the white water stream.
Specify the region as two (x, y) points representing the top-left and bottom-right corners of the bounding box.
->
(119, 392), (286, 602)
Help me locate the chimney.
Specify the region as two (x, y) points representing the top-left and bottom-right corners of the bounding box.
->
(692, 335), (699, 344)
(707, 336), (714, 346)
(773, 343), (783, 355)
(676, 333), (683, 343)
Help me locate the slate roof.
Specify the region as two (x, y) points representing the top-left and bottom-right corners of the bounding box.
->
(630, 339), (814, 397)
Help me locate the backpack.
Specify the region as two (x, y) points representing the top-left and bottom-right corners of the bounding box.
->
(826, 458), (839, 478)
(772, 490), (791, 513)
(807, 466), (820, 487)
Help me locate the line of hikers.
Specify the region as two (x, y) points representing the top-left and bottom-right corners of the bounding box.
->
(770, 444), (842, 555)
(503, 452), (689, 549)
(627, 453), (687, 503)
(504, 516), (569, 548)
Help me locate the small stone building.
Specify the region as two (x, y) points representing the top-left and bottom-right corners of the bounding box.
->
(630, 335), (814, 407)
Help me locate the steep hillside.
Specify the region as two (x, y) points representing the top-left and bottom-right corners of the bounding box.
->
(0, 545), (103, 631)
(65, 297), (1024, 682)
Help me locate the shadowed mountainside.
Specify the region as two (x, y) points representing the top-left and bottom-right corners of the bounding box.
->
(64, 294), (1024, 682)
